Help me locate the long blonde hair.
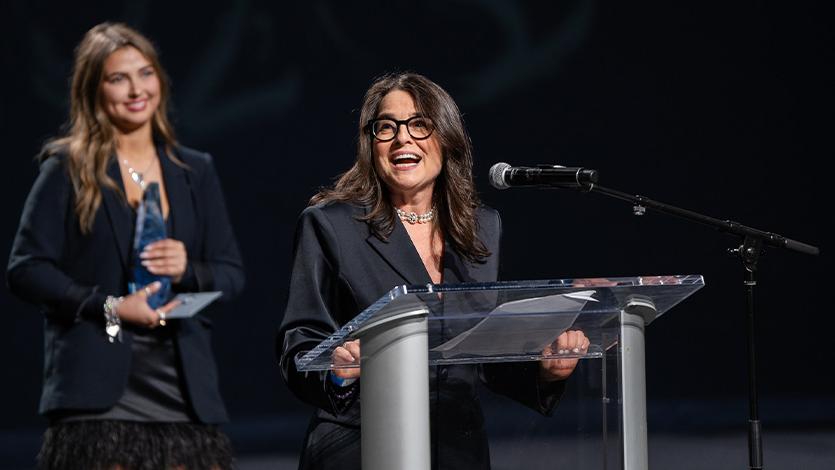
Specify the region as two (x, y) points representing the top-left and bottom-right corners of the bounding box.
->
(43, 22), (178, 233)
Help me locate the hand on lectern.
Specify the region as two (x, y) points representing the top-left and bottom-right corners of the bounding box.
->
(332, 339), (361, 380)
(538, 330), (590, 382)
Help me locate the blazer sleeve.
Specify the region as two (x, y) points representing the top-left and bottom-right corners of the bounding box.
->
(276, 206), (358, 414)
(481, 362), (567, 416)
(177, 153), (245, 299)
(6, 157), (108, 322)
(477, 208), (567, 415)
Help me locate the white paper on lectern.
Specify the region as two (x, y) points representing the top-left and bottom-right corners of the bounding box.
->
(430, 291), (596, 357)
(164, 291), (223, 319)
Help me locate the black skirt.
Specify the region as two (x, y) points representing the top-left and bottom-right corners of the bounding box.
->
(37, 420), (234, 470)
(39, 330), (233, 469)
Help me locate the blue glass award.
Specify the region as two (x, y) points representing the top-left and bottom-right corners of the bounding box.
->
(130, 182), (170, 309)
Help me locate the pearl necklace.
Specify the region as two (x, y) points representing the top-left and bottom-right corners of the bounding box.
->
(396, 207), (435, 224)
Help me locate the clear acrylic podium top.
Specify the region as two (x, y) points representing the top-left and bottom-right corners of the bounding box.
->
(295, 275), (704, 372)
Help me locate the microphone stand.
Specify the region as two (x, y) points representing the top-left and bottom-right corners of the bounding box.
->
(583, 183), (819, 470)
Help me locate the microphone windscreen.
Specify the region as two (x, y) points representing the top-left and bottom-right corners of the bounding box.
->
(489, 162), (512, 190)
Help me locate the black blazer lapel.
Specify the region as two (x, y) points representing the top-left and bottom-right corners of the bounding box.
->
(442, 239), (469, 284)
(101, 158), (132, 271)
(159, 145), (194, 247)
(366, 218), (433, 286)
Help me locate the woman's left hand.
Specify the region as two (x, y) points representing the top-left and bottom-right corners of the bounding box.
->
(140, 238), (188, 283)
(539, 330), (590, 382)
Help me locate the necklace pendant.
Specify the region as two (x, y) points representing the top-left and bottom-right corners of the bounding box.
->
(396, 207), (435, 224)
(122, 157), (153, 191)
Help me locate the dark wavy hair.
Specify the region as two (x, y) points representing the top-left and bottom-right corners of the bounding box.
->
(311, 72), (489, 263)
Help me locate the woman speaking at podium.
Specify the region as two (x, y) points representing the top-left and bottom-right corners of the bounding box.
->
(278, 72), (589, 469)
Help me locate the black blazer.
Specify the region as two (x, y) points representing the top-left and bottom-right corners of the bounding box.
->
(277, 202), (563, 470)
(7, 145), (244, 424)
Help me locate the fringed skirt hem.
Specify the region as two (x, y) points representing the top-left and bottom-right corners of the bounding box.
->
(37, 420), (234, 470)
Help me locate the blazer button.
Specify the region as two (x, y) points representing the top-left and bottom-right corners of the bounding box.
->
(439, 367), (448, 379)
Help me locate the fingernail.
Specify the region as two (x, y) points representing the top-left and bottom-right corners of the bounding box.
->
(141, 261), (149, 266)
(573, 348), (580, 353)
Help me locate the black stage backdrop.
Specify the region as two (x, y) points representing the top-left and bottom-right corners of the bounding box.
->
(1, 0), (831, 464)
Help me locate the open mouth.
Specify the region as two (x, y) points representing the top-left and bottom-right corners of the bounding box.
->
(125, 99), (147, 112)
(391, 153), (422, 169)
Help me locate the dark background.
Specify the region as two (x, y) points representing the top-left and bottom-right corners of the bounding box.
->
(1, 0), (831, 466)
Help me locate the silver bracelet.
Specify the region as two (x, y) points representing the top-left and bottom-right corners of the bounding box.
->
(103, 295), (124, 343)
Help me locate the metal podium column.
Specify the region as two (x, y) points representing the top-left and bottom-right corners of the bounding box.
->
(357, 309), (431, 470)
(620, 296), (657, 470)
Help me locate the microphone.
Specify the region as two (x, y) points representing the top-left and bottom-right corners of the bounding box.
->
(489, 162), (599, 190)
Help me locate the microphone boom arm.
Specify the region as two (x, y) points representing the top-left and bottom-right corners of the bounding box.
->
(589, 184), (819, 256)
(570, 180), (817, 470)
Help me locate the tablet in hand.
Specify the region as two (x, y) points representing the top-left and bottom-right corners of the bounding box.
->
(166, 291), (223, 319)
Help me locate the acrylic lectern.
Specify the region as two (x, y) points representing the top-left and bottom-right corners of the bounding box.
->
(295, 275), (704, 470)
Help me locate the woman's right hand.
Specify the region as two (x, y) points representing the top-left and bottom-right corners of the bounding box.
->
(332, 339), (361, 379)
(115, 281), (180, 328)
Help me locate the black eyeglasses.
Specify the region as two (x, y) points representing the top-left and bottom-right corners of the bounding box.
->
(366, 116), (435, 142)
